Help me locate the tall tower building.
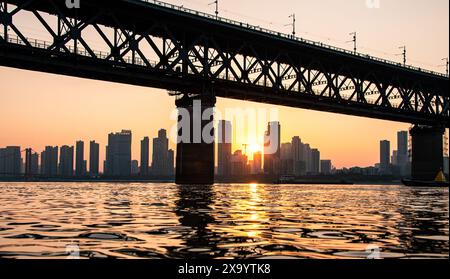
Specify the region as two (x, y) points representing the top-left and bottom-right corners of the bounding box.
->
(380, 140), (391, 174)
(105, 130), (132, 177)
(397, 131), (409, 176)
(0, 146), (21, 176)
(59, 145), (74, 177)
(75, 141), (84, 177)
(140, 137), (150, 176)
(41, 146), (58, 177)
(311, 149), (321, 175)
(264, 121), (281, 175)
(291, 136), (306, 176)
(168, 149), (175, 176)
(89, 141), (100, 176)
(152, 129), (169, 176)
(217, 120), (232, 177)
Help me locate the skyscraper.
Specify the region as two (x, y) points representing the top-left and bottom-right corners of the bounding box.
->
(105, 130), (132, 177)
(152, 129), (169, 176)
(140, 137), (150, 176)
(75, 141), (84, 177)
(30, 152), (39, 175)
(217, 120), (232, 177)
(397, 131), (409, 176)
(0, 146), (21, 176)
(231, 150), (248, 176)
(264, 121), (281, 175)
(311, 149), (320, 175)
(303, 144), (312, 174)
(252, 151), (262, 174)
(280, 143), (293, 175)
(41, 146), (58, 176)
(380, 140), (391, 174)
(89, 141), (100, 176)
(167, 149), (175, 176)
(292, 136), (306, 176)
(59, 145), (74, 177)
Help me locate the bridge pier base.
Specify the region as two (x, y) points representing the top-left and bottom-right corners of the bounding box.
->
(410, 125), (445, 181)
(175, 93), (216, 185)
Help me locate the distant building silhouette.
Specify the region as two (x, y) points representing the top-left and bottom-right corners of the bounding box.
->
(252, 151), (262, 174)
(152, 129), (170, 176)
(0, 146), (21, 176)
(320, 160), (332, 175)
(303, 144), (312, 174)
(59, 145), (74, 177)
(280, 143), (294, 175)
(218, 120), (232, 177)
(89, 141), (99, 176)
(168, 149), (175, 176)
(264, 121), (281, 176)
(30, 152), (39, 175)
(380, 140), (391, 174)
(41, 146), (58, 176)
(397, 131), (410, 176)
(231, 150), (248, 176)
(140, 137), (150, 176)
(311, 149), (320, 175)
(105, 130), (132, 177)
(292, 136), (306, 176)
(75, 141), (84, 177)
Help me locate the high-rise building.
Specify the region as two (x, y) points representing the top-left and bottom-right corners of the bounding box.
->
(380, 140), (391, 174)
(30, 152), (39, 175)
(311, 149), (320, 175)
(140, 137), (150, 176)
(75, 141), (84, 177)
(264, 121), (281, 175)
(397, 131), (409, 176)
(41, 146), (58, 176)
(105, 130), (132, 177)
(167, 149), (175, 176)
(280, 143), (294, 175)
(59, 145), (74, 177)
(292, 136), (306, 176)
(303, 144), (312, 174)
(231, 150), (248, 176)
(320, 160), (332, 175)
(252, 151), (262, 174)
(89, 141), (99, 176)
(152, 129), (170, 176)
(218, 120), (232, 177)
(0, 146), (21, 176)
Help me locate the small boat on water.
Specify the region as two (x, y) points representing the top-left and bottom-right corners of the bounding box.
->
(402, 171), (449, 188)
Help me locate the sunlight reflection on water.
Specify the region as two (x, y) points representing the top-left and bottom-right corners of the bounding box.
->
(0, 183), (448, 259)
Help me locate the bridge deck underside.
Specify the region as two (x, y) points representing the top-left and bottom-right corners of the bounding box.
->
(0, 0), (448, 127)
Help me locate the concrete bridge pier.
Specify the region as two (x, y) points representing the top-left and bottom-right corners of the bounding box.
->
(175, 91), (216, 185)
(410, 125), (445, 181)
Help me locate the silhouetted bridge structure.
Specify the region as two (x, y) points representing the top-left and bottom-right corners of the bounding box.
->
(0, 0), (448, 184)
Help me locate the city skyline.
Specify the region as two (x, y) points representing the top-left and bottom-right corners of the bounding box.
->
(4, 124), (442, 177)
(1, 0), (448, 170)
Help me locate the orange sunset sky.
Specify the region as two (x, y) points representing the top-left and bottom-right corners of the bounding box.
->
(0, 0), (448, 170)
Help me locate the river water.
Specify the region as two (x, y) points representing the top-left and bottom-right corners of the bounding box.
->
(0, 183), (448, 259)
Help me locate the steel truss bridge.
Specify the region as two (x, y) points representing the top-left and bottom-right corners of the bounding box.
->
(0, 0), (449, 127)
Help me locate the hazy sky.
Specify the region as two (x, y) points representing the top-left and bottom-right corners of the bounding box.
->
(0, 0), (448, 169)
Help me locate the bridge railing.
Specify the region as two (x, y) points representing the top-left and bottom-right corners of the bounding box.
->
(139, 0), (448, 78)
